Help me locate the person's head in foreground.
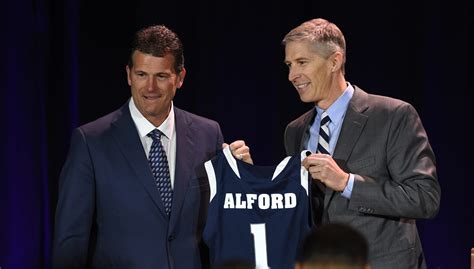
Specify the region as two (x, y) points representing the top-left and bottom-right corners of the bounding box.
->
(295, 223), (370, 269)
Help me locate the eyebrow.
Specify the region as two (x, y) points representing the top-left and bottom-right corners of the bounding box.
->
(294, 57), (309, 61)
(284, 57), (309, 63)
(133, 69), (173, 76)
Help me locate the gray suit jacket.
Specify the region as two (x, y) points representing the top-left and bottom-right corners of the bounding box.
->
(284, 86), (440, 269)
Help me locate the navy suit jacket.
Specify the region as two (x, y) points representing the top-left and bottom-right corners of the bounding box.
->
(53, 101), (223, 269)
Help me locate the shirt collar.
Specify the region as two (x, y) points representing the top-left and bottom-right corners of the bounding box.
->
(129, 98), (175, 140)
(315, 83), (354, 125)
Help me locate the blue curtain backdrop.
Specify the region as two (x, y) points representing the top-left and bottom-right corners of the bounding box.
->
(1, 0), (472, 268)
(1, 0), (79, 268)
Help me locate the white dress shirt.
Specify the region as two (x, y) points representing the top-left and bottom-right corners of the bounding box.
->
(129, 99), (177, 189)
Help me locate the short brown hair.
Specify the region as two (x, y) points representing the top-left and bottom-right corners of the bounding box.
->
(128, 25), (184, 73)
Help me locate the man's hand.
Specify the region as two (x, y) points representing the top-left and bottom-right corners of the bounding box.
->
(222, 140), (253, 164)
(302, 153), (349, 191)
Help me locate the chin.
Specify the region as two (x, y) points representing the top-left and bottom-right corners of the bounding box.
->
(148, 109), (165, 117)
(299, 96), (314, 103)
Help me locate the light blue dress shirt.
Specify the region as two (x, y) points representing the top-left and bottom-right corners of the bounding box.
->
(306, 83), (355, 199)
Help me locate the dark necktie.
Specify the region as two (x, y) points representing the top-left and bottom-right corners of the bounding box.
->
(317, 111), (331, 155)
(147, 129), (172, 215)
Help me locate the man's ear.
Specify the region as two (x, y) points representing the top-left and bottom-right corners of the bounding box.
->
(330, 51), (343, 72)
(126, 65), (132, 86)
(177, 67), (186, 89)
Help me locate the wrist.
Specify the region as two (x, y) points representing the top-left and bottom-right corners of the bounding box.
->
(340, 173), (350, 191)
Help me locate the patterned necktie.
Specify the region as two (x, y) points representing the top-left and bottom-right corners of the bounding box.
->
(314, 111), (330, 219)
(147, 129), (172, 215)
(317, 111), (331, 155)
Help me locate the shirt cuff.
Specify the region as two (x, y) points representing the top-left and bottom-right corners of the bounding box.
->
(341, 173), (354, 199)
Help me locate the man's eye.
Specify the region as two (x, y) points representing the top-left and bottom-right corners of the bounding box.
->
(157, 73), (172, 80)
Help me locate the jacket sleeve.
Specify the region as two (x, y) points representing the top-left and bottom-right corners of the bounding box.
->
(53, 128), (95, 269)
(348, 103), (441, 219)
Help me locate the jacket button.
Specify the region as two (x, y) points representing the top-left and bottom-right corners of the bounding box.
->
(168, 235), (175, 241)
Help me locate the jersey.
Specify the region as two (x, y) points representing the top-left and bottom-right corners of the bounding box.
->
(203, 146), (312, 269)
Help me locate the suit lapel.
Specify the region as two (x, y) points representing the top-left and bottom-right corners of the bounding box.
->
(333, 88), (369, 162)
(111, 102), (168, 219)
(325, 86), (369, 205)
(169, 107), (195, 229)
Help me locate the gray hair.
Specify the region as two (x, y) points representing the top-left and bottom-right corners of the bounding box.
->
(283, 18), (346, 73)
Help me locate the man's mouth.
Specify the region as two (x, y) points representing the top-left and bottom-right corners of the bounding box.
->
(295, 82), (310, 90)
(144, 95), (161, 100)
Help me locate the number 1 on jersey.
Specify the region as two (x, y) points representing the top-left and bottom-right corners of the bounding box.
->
(250, 223), (270, 269)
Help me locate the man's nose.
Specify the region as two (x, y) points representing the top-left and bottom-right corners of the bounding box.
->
(146, 77), (157, 91)
(288, 67), (300, 82)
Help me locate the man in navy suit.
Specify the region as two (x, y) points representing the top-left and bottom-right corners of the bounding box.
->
(52, 25), (251, 269)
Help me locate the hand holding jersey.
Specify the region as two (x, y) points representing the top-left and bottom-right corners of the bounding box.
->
(302, 153), (350, 192)
(223, 140), (253, 164)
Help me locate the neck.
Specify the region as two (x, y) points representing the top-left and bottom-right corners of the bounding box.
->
(145, 105), (172, 128)
(316, 73), (347, 110)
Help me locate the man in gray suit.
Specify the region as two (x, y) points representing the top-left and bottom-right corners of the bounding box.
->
(282, 18), (440, 269)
